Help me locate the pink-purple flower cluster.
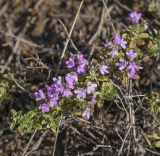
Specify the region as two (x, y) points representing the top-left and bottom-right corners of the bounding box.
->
(105, 36), (143, 78)
(35, 74), (78, 113)
(102, 11), (143, 79)
(35, 54), (98, 119)
(66, 54), (88, 73)
(104, 32), (142, 79)
(117, 50), (143, 78)
(113, 34), (127, 49)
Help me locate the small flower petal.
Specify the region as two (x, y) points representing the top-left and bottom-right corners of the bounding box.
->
(129, 11), (142, 23)
(66, 58), (75, 68)
(74, 88), (86, 99)
(87, 82), (97, 94)
(126, 50), (137, 61)
(108, 49), (118, 57)
(39, 103), (49, 113)
(34, 89), (45, 101)
(82, 109), (90, 119)
(99, 65), (109, 75)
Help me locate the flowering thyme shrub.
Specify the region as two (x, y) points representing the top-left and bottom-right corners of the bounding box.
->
(11, 11), (160, 133)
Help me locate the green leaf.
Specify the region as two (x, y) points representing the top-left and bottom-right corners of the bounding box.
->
(137, 39), (145, 46)
(41, 119), (47, 125)
(34, 123), (42, 130)
(129, 40), (136, 48)
(155, 141), (160, 148)
(147, 133), (160, 140)
(139, 33), (149, 38)
(99, 82), (117, 101)
(97, 99), (104, 108)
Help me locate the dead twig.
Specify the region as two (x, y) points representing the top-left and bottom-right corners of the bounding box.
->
(118, 125), (132, 155)
(88, 6), (106, 45)
(102, 0), (116, 34)
(22, 130), (37, 156)
(58, 19), (78, 52)
(114, 0), (132, 12)
(145, 148), (160, 155)
(10, 74), (26, 92)
(24, 130), (47, 156)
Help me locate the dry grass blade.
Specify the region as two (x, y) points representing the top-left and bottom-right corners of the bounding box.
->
(22, 130), (37, 156)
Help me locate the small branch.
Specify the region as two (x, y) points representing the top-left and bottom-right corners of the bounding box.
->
(114, 0), (132, 12)
(25, 130), (47, 156)
(58, 19), (78, 51)
(102, 0), (116, 35)
(88, 6), (106, 45)
(145, 148), (160, 155)
(118, 125), (132, 155)
(22, 130), (37, 156)
(10, 74), (26, 92)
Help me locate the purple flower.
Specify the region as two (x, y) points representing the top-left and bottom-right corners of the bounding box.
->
(88, 95), (96, 104)
(46, 85), (54, 96)
(65, 72), (78, 82)
(66, 82), (75, 89)
(127, 62), (143, 78)
(74, 88), (86, 99)
(113, 34), (127, 49)
(108, 49), (118, 57)
(87, 82), (97, 94)
(82, 109), (90, 119)
(39, 103), (49, 113)
(35, 89), (45, 101)
(53, 76), (64, 93)
(77, 63), (87, 73)
(66, 58), (75, 68)
(50, 98), (59, 107)
(126, 50), (137, 61)
(55, 83), (64, 93)
(62, 89), (73, 97)
(104, 42), (113, 47)
(99, 65), (109, 75)
(53, 76), (63, 85)
(100, 56), (105, 60)
(53, 76), (62, 83)
(53, 77), (64, 93)
(65, 72), (78, 88)
(46, 85), (59, 99)
(127, 62), (143, 71)
(116, 58), (127, 70)
(76, 53), (88, 73)
(77, 54), (85, 64)
(128, 69), (137, 78)
(129, 11), (142, 23)
(46, 85), (54, 94)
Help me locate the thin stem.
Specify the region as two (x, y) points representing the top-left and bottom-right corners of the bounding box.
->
(102, 0), (116, 35)
(22, 130), (37, 156)
(52, 114), (63, 156)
